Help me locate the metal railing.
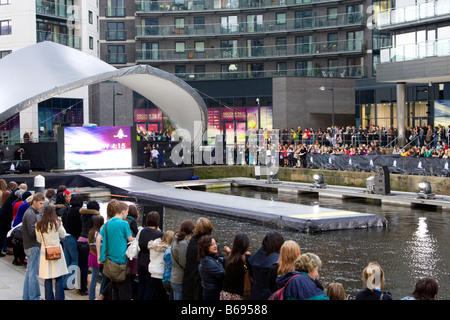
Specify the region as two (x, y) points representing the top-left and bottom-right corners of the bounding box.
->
(135, 0), (349, 12)
(380, 38), (450, 63)
(136, 12), (364, 38)
(36, 30), (82, 49)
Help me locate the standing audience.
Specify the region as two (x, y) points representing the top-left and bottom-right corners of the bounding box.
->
(36, 205), (68, 300)
(198, 235), (226, 300)
(148, 229), (174, 300)
(88, 214), (105, 300)
(355, 261), (392, 300)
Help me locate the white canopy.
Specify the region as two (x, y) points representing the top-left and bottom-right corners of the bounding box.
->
(0, 41), (207, 149)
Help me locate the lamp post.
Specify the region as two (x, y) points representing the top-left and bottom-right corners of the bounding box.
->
(256, 97), (260, 131)
(112, 83), (123, 127)
(319, 86), (335, 128)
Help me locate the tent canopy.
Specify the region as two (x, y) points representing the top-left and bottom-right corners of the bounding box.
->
(0, 41), (206, 148)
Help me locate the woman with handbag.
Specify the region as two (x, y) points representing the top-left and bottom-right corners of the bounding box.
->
(220, 233), (252, 300)
(36, 205), (68, 300)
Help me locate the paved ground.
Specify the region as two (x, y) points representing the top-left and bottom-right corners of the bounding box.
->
(0, 253), (89, 300)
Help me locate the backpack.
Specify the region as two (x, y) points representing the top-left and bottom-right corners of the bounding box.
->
(268, 274), (301, 300)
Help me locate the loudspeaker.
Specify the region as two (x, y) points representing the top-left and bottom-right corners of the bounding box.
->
(374, 165), (390, 195)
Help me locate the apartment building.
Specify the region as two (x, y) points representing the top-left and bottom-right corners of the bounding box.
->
(94, 0), (372, 144)
(0, 0), (100, 143)
(356, 0), (450, 146)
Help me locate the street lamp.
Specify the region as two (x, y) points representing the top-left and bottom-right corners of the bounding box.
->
(319, 86), (335, 128)
(113, 84), (123, 127)
(256, 98), (260, 131)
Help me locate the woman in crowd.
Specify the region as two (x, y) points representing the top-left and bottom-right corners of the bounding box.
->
(268, 240), (301, 293)
(198, 235), (226, 300)
(148, 230), (175, 300)
(61, 193), (82, 291)
(326, 282), (347, 300)
(88, 214), (104, 300)
(78, 200), (100, 296)
(247, 231), (284, 300)
(355, 261), (392, 300)
(182, 217), (214, 300)
(401, 277), (439, 300)
(137, 211), (163, 300)
(220, 233), (252, 300)
(170, 219), (195, 300)
(36, 205), (68, 300)
(275, 252), (329, 300)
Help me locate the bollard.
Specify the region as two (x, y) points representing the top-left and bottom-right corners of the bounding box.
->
(34, 175), (45, 194)
(255, 166), (261, 180)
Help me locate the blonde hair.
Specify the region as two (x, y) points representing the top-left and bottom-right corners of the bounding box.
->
(294, 252), (322, 273)
(362, 262), (385, 291)
(327, 282), (346, 300)
(162, 230), (175, 245)
(277, 240), (301, 276)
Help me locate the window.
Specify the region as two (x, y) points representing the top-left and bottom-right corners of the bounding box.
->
(276, 37), (287, 52)
(106, 0), (125, 17)
(296, 35), (312, 54)
(194, 16), (205, 29)
(142, 42), (159, 60)
(107, 22), (126, 40)
(276, 62), (287, 76)
(247, 63), (264, 78)
(175, 42), (186, 53)
(247, 38), (264, 57)
(327, 33), (338, 50)
(195, 41), (205, 52)
(328, 59), (338, 76)
(276, 13), (287, 25)
(247, 14), (263, 32)
(89, 36), (93, 50)
(89, 11), (93, 24)
(0, 0), (11, 5)
(295, 10), (313, 29)
(221, 16), (238, 33)
(347, 4), (363, 23)
(0, 50), (11, 58)
(347, 31), (363, 50)
(327, 7), (338, 20)
(175, 65), (186, 78)
(143, 18), (158, 36)
(175, 18), (185, 29)
(0, 20), (12, 35)
(107, 45), (126, 64)
(296, 60), (313, 76)
(221, 40), (239, 58)
(194, 65), (206, 78)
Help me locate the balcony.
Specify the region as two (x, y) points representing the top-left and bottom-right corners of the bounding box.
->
(106, 30), (127, 41)
(159, 65), (365, 81)
(105, 7), (126, 17)
(380, 38), (450, 63)
(136, 39), (364, 63)
(107, 53), (128, 64)
(36, 30), (81, 49)
(36, 0), (78, 19)
(377, 0), (450, 29)
(136, 12), (364, 38)
(135, 0), (343, 13)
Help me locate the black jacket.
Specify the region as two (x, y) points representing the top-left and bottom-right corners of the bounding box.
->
(198, 254), (225, 300)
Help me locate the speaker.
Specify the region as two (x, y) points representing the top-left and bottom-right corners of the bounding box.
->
(374, 165), (390, 195)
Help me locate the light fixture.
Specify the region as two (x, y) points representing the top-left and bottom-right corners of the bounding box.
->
(312, 173), (327, 188)
(417, 181), (435, 199)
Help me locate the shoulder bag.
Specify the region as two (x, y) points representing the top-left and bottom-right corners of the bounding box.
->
(102, 221), (129, 282)
(126, 227), (142, 260)
(40, 229), (61, 260)
(242, 260), (252, 300)
(268, 274), (301, 300)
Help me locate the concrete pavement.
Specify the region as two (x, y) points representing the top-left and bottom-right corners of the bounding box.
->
(0, 253), (89, 300)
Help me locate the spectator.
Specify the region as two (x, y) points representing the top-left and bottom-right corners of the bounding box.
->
(326, 282), (347, 300)
(148, 230), (174, 300)
(355, 262), (392, 300)
(268, 240), (301, 293)
(401, 277), (439, 300)
(198, 235), (225, 300)
(247, 231), (284, 300)
(88, 214), (105, 300)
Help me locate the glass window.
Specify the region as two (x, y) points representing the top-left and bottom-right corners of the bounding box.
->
(327, 7), (338, 20)
(247, 14), (263, 32)
(276, 13), (286, 25)
(296, 60), (313, 76)
(0, 20), (11, 35)
(295, 10), (313, 29)
(276, 37), (287, 51)
(221, 16), (238, 33)
(277, 62), (287, 76)
(175, 18), (185, 29)
(175, 42), (185, 53)
(195, 41), (205, 52)
(247, 38), (264, 57)
(296, 35), (312, 54)
(175, 65), (186, 78)
(142, 42), (158, 60)
(194, 16), (205, 29)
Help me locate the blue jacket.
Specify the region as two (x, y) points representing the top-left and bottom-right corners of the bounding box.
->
(276, 271), (329, 300)
(198, 254), (226, 297)
(248, 247), (280, 300)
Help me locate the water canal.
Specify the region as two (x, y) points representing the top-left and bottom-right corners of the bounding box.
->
(98, 185), (450, 300)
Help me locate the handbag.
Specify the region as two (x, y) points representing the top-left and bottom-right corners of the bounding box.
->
(268, 274), (301, 300)
(243, 261), (252, 300)
(102, 221), (128, 282)
(126, 227), (142, 260)
(40, 230), (61, 260)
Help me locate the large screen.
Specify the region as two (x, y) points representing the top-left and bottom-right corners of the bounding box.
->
(64, 126), (132, 170)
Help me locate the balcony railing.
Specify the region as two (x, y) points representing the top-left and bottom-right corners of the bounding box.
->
(380, 38), (450, 63)
(377, 0), (450, 28)
(136, 39), (364, 62)
(136, 12), (364, 38)
(106, 30), (127, 41)
(105, 7), (126, 17)
(135, 0), (342, 12)
(164, 66), (366, 81)
(107, 53), (128, 64)
(36, 30), (81, 49)
(36, 0), (79, 19)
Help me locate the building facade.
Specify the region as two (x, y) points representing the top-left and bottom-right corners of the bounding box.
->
(0, 0), (100, 143)
(94, 0), (372, 145)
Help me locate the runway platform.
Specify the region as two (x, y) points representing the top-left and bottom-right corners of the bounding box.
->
(75, 171), (388, 233)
